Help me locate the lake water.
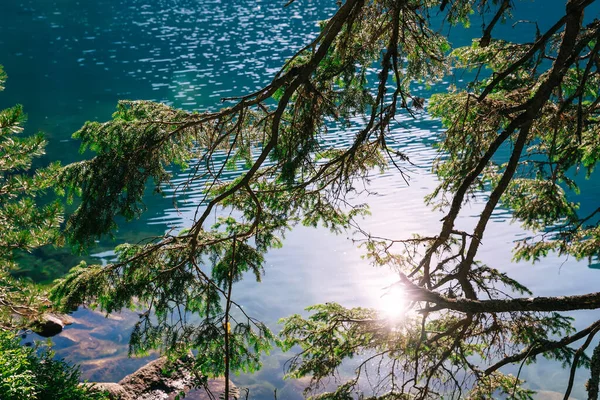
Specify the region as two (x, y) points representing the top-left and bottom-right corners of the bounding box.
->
(1, 0), (600, 398)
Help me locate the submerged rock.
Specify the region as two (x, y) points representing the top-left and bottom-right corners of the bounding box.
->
(78, 355), (153, 383)
(57, 328), (120, 358)
(86, 356), (237, 400)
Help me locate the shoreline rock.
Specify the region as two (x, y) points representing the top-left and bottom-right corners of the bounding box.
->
(33, 312), (75, 337)
(86, 357), (238, 400)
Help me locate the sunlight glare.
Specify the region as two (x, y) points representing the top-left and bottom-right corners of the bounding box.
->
(379, 285), (406, 320)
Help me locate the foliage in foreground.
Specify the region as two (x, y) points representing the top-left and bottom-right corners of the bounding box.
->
(0, 65), (63, 331)
(0, 68), (106, 400)
(46, 0), (600, 399)
(0, 328), (108, 399)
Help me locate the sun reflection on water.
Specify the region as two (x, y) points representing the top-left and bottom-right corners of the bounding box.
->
(379, 284), (406, 320)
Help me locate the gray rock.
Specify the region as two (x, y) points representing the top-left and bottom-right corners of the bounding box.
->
(86, 356), (237, 400)
(88, 383), (130, 400)
(33, 313), (75, 337)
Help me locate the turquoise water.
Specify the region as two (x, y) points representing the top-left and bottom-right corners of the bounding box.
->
(2, 1), (600, 398)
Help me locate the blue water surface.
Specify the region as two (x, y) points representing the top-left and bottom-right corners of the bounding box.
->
(1, 1), (600, 398)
